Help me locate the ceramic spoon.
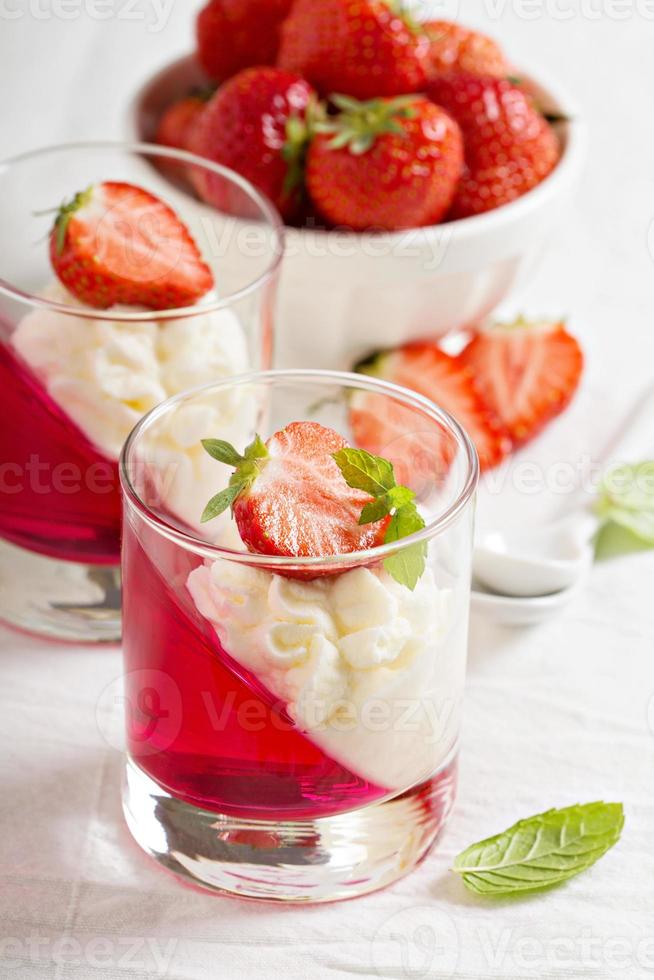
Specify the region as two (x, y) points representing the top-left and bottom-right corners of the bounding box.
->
(471, 383), (654, 620)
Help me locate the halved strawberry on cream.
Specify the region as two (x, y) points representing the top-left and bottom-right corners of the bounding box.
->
(10, 182), (251, 533)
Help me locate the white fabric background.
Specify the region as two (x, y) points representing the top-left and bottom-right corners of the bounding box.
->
(1, 2), (654, 978)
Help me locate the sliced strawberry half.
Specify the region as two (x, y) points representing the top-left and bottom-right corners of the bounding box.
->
(202, 422), (390, 565)
(49, 182), (214, 310)
(353, 343), (511, 474)
(460, 318), (584, 446)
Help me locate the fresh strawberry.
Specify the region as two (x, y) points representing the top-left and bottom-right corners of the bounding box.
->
(425, 21), (508, 79)
(354, 343), (511, 473)
(277, 0), (430, 100)
(49, 183), (214, 310)
(428, 73), (560, 218)
(190, 67), (317, 221)
(155, 94), (209, 152)
(305, 95), (463, 231)
(196, 0), (293, 83)
(200, 422), (390, 563)
(460, 318), (584, 445)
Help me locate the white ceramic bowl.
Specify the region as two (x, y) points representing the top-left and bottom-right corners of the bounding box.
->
(127, 56), (586, 369)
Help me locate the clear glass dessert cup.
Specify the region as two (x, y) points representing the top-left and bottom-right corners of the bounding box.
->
(0, 141), (283, 642)
(120, 369), (478, 902)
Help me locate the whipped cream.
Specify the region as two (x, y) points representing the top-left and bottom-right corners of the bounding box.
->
(11, 282), (250, 460)
(187, 558), (465, 790)
(11, 282), (252, 532)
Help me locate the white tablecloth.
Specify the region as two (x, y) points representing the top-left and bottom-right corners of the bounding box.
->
(1, 3), (654, 978)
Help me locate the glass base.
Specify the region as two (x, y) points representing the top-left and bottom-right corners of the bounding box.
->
(122, 752), (458, 903)
(0, 538), (121, 642)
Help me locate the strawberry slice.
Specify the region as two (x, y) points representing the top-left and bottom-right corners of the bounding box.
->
(49, 182), (214, 310)
(460, 318), (584, 446)
(354, 343), (511, 473)
(201, 422), (390, 564)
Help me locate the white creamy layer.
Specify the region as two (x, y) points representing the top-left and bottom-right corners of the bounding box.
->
(11, 282), (252, 532)
(187, 559), (465, 790)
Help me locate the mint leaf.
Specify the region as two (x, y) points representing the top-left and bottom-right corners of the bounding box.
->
(595, 521), (654, 560)
(387, 485), (415, 509)
(453, 802), (624, 898)
(332, 448), (395, 496)
(383, 502), (427, 590)
(359, 488), (415, 526)
(333, 447), (427, 589)
(201, 439), (244, 467)
(383, 541), (427, 591)
(594, 462), (654, 548)
(359, 497), (392, 526)
(201, 483), (243, 523)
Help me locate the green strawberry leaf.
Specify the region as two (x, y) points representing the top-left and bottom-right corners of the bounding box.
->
(201, 439), (244, 467)
(244, 434), (268, 461)
(200, 434), (269, 523)
(453, 802), (624, 898)
(332, 448), (396, 496)
(200, 482), (244, 523)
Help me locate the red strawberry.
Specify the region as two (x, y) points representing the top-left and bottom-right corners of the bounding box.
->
(155, 94), (208, 152)
(306, 95), (463, 231)
(354, 343), (511, 473)
(190, 67), (317, 221)
(49, 182), (214, 310)
(202, 422), (390, 565)
(425, 21), (508, 79)
(428, 73), (560, 218)
(196, 0), (293, 83)
(277, 0), (430, 100)
(460, 318), (584, 445)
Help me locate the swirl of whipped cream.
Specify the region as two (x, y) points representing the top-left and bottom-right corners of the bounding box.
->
(11, 282), (250, 460)
(187, 558), (465, 790)
(11, 282), (253, 531)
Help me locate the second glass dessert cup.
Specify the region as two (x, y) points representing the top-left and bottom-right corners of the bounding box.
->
(0, 141), (282, 641)
(120, 369), (478, 902)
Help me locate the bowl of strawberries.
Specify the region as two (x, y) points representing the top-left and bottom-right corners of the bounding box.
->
(129, 0), (585, 369)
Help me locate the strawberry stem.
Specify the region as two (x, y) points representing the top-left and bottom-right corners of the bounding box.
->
(282, 95), (326, 197)
(51, 186), (94, 256)
(200, 435), (268, 523)
(384, 0), (424, 36)
(318, 95), (419, 156)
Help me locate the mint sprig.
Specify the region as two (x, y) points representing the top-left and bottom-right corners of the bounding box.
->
(200, 435), (268, 523)
(332, 447), (427, 590)
(453, 802), (624, 898)
(594, 461), (654, 550)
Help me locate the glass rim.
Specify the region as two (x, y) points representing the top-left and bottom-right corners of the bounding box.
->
(0, 140), (286, 321)
(119, 368), (479, 569)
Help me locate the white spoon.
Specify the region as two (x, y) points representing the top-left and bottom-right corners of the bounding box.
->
(472, 383), (654, 602)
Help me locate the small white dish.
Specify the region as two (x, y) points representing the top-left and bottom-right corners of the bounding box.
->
(471, 575), (585, 627)
(126, 56), (587, 369)
(473, 514), (596, 598)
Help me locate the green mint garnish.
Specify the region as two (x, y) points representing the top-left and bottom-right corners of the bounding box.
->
(594, 461), (654, 552)
(200, 435), (268, 523)
(332, 447), (427, 590)
(453, 802), (624, 898)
